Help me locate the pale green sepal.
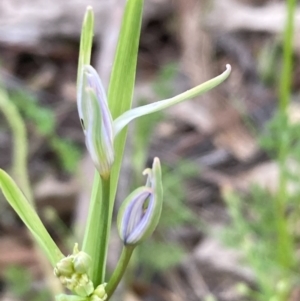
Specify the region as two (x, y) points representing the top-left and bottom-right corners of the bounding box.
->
(55, 294), (88, 301)
(0, 169), (64, 266)
(113, 64), (231, 135)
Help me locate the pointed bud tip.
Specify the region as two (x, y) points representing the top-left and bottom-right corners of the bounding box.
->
(225, 64), (231, 72)
(118, 157), (163, 246)
(142, 157), (160, 176)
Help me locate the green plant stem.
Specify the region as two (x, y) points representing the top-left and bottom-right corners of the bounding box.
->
(0, 88), (32, 203)
(276, 0), (296, 270)
(106, 246), (135, 299)
(83, 174), (111, 285)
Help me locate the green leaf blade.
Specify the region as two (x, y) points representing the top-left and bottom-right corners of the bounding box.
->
(0, 169), (64, 266)
(77, 6), (94, 85)
(113, 64), (231, 135)
(108, 0), (144, 214)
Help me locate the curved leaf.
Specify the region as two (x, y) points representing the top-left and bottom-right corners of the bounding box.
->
(114, 64), (231, 135)
(0, 169), (64, 266)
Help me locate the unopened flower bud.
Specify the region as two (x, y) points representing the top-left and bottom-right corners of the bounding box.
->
(77, 65), (114, 178)
(72, 273), (94, 297)
(54, 256), (74, 277)
(73, 251), (92, 274)
(117, 158), (163, 245)
(54, 244), (94, 297)
(90, 283), (107, 301)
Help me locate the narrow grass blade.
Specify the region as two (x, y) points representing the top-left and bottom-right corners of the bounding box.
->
(108, 0), (143, 211)
(0, 169), (64, 266)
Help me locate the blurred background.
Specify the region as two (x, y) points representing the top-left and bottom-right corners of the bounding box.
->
(1, 0), (300, 300)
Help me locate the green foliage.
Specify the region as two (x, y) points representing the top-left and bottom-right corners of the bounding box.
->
(222, 101), (300, 301)
(223, 186), (295, 301)
(222, 1), (297, 300)
(11, 90), (81, 173)
(222, 111), (300, 301)
(260, 112), (300, 165)
(5, 266), (51, 301)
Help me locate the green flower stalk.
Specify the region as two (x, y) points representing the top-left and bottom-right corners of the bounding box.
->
(104, 158), (162, 298)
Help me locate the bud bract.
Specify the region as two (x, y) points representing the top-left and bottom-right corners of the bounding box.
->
(117, 158), (163, 245)
(77, 65), (114, 178)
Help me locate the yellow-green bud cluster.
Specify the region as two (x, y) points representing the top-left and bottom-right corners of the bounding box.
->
(90, 284), (107, 301)
(55, 283), (107, 301)
(54, 244), (94, 297)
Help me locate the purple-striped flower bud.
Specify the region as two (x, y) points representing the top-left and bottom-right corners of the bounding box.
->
(77, 65), (114, 178)
(117, 158), (163, 245)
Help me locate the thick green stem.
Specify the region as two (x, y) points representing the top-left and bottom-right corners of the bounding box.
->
(106, 246), (134, 299)
(82, 174), (111, 285)
(276, 0), (296, 270)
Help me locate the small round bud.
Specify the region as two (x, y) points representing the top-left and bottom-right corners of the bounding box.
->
(54, 256), (74, 277)
(73, 251), (92, 274)
(73, 274), (94, 297)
